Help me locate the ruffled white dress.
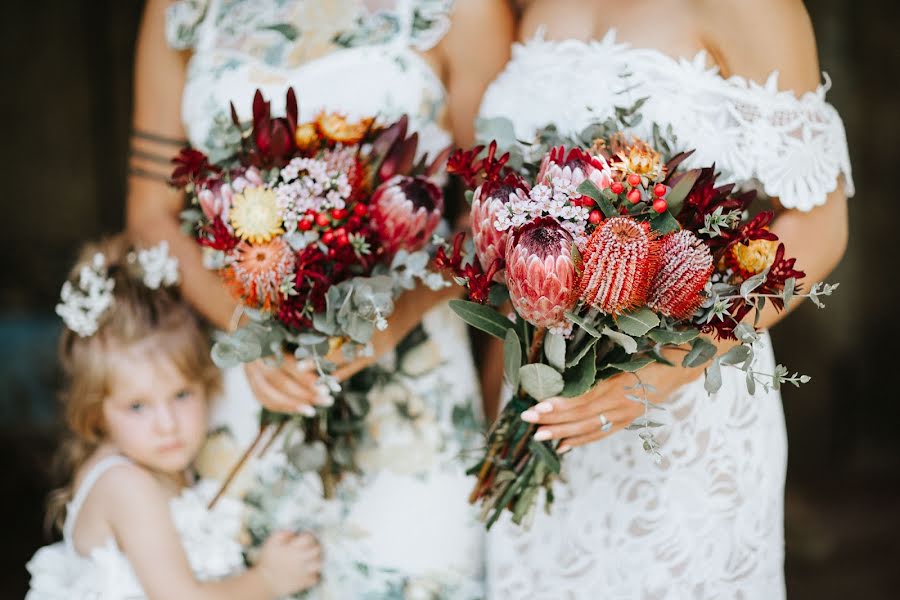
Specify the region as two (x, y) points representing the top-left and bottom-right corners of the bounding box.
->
(166, 2), (486, 597)
(25, 455), (245, 600)
(477, 30), (854, 600)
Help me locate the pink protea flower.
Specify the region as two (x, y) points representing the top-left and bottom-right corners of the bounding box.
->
(648, 230), (714, 320)
(579, 217), (661, 315)
(505, 217), (578, 328)
(471, 174), (528, 281)
(370, 175), (443, 256)
(537, 146), (612, 192)
(198, 180), (234, 222)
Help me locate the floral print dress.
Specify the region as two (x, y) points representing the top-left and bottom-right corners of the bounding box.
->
(166, 1), (486, 598)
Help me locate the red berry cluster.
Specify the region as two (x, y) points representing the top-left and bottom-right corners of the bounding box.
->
(608, 175), (669, 214)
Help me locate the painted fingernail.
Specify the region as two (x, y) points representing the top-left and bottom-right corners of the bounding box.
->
(534, 402), (553, 414)
(558, 445), (572, 455)
(533, 429), (552, 442)
(314, 393), (334, 407)
(521, 410), (539, 423)
(297, 405), (316, 417)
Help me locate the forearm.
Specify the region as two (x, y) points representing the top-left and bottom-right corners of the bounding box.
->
(126, 182), (238, 330)
(190, 567), (276, 600)
(758, 190), (848, 330)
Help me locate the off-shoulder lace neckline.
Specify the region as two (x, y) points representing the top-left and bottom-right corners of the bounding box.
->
(518, 28), (833, 104)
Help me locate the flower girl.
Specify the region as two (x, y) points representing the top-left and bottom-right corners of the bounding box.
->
(26, 235), (321, 599)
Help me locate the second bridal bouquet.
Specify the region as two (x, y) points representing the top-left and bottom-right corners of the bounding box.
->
(172, 88), (449, 498)
(443, 110), (838, 529)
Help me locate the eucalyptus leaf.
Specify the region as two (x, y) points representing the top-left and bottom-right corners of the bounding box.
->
(262, 23), (299, 41)
(566, 337), (598, 368)
(682, 337), (717, 368)
(519, 364), (565, 400)
(544, 332), (566, 371)
(566, 311), (603, 338)
(740, 270), (768, 300)
(745, 369), (757, 395)
(608, 357), (655, 372)
(449, 299), (514, 340)
(563, 344), (597, 397)
(719, 344), (752, 366)
(783, 277), (796, 306)
(647, 328), (699, 345)
(503, 329), (522, 391)
(616, 308), (660, 337)
(733, 323), (759, 343)
(475, 116), (519, 149)
(602, 326), (638, 354)
(285, 440), (328, 473)
(705, 358), (723, 394)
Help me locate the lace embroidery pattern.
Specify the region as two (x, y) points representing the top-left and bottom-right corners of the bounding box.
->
(480, 29), (854, 211)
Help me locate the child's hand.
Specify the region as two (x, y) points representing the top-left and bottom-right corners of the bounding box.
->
(256, 530), (322, 597)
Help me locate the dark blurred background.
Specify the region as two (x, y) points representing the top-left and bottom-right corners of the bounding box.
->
(2, 1), (899, 598)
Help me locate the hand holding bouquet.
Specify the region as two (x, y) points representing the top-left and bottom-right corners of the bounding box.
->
(172, 88), (449, 499)
(443, 110), (838, 529)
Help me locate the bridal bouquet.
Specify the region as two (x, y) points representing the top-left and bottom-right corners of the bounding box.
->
(172, 88), (448, 498)
(443, 111), (838, 528)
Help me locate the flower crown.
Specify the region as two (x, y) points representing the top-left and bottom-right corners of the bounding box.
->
(55, 241), (180, 337)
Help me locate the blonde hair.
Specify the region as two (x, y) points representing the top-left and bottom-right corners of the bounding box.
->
(46, 234), (221, 532)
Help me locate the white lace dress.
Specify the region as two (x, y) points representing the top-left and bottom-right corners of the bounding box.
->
(477, 31), (854, 600)
(166, 2), (486, 597)
(25, 456), (246, 600)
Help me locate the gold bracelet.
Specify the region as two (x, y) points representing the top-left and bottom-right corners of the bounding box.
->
(228, 303), (244, 333)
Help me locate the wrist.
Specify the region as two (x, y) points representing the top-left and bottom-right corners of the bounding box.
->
(249, 564), (280, 600)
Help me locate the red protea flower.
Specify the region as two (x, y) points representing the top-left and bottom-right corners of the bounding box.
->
(505, 217), (578, 328)
(471, 174), (527, 281)
(578, 217), (661, 315)
(537, 146), (611, 190)
(369, 175), (443, 256)
(648, 230), (714, 319)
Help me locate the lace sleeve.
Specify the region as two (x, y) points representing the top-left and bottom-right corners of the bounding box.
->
(659, 69), (855, 212)
(408, 0), (455, 51)
(165, 0), (209, 50)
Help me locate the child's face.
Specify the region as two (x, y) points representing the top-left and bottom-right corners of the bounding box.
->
(102, 340), (209, 476)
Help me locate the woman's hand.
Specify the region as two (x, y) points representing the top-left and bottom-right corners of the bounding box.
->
(520, 361), (703, 453)
(243, 357), (330, 416)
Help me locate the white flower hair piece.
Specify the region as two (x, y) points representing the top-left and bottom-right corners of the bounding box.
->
(129, 240), (180, 289)
(55, 253), (115, 337)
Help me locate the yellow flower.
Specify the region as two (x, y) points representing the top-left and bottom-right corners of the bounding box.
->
(294, 122), (319, 151)
(229, 186), (283, 244)
(623, 141), (661, 177)
(727, 238), (779, 279)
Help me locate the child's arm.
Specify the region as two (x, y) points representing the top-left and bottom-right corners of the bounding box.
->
(98, 465), (320, 600)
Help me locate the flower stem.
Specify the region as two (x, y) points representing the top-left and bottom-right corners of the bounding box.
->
(208, 422), (270, 510)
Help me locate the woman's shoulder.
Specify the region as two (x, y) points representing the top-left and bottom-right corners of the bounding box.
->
(701, 0), (820, 92)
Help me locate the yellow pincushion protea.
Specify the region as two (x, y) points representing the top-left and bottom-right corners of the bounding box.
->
(727, 238), (779, 279)
(229, 187), (283, 244)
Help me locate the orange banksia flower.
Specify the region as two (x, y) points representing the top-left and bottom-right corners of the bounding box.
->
(578, 217), (661, 315)
(648, 230), (714, 319)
